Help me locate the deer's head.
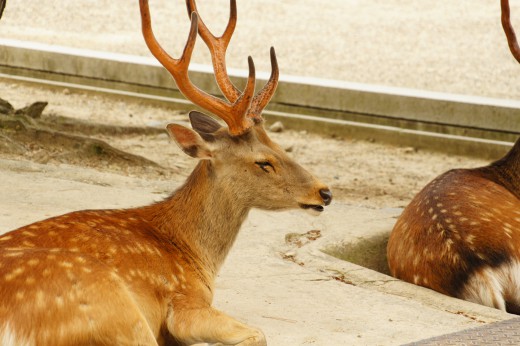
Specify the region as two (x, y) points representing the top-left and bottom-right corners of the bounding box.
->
(140, 0), (332, 213)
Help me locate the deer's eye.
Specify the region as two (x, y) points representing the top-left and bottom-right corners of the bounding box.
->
(255, 161), (274, 173)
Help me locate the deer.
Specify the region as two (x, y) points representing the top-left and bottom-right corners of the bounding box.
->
(387, 0), (520, 314)
(0, 0), (332, 345)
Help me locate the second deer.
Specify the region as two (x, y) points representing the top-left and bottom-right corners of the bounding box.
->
(388, 0), (520, 313)
(0, 0), (332, 345)
(388, 138), (520, 312)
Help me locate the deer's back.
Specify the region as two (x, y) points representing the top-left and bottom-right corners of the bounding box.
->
(387, 168), (520, 298)
(0, 209), (209, 345)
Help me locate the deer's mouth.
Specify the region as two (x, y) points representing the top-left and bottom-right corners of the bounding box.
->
(299, 204), (324, 213)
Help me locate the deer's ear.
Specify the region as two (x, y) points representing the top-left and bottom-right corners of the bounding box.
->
(166, 124), (212, 159)
(189, 111), (222, 133)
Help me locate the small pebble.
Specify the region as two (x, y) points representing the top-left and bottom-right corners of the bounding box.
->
(269, 121), (284, 133)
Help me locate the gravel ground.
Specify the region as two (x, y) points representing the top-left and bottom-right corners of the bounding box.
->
(0, 78), (487, 208)
(1, 0), (519, 100)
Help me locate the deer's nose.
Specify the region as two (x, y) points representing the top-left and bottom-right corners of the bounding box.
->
(319, 188), (333, 206)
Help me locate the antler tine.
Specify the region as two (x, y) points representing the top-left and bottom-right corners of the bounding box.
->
(501, 0), (520, 63)
(139, 0), (256, 136)
(247, 47), (280, 123)
(186, 0), (241, 103)
(186, 0), (280, 123)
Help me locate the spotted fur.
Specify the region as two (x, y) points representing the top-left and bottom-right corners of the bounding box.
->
(388, 138), (520, 313)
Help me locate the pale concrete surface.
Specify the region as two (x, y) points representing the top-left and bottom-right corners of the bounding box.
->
(0, 158), (512, 345)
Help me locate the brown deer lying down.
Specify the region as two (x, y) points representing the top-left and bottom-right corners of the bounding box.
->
(388, 0), (520, 313)
(387, 139), (520, 313)
(0, 0), (332, 344)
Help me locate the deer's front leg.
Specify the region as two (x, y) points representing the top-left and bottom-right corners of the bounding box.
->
(168, 307), (266, 345)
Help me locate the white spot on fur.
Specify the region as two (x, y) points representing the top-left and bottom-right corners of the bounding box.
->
(59, 261), (73, 269)
(75, 256), (86, 264)
(453, 253), (460, 264)
(5, 267), (25, 282)
(36, 290), (46, 309)
(1, 323), (32, 346)
(465, 234), (475, 244)
(4, 251), (22, 258)
(413, 256), (420, 267)
(42, 268), (52, 277)
(55, 296), (65, 307)
(454, 233), (462, 241)
(27, 259), (39, 266)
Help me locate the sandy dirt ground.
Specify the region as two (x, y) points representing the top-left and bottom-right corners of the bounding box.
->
(1, 0), (520, 100)
(0, 0), (518, 344)
(0, 78), (488, 209)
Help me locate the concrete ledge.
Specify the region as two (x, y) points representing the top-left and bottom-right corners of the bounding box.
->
(0, 71), (515, 161)
(290, 203), (512, 324)
(1, 38), (519, 158)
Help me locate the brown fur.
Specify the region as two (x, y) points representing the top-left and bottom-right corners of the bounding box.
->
(387, 138), (520, 312)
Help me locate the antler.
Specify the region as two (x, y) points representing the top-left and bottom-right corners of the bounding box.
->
(0, 0), (5, 20)
(501, 0), (520, 63)
(186, 0), (279, 123)
(139, 0), (256, 136)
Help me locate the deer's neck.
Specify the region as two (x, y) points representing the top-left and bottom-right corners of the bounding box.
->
(479, 138), (520, 199)
(143, 160), (250, 278)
